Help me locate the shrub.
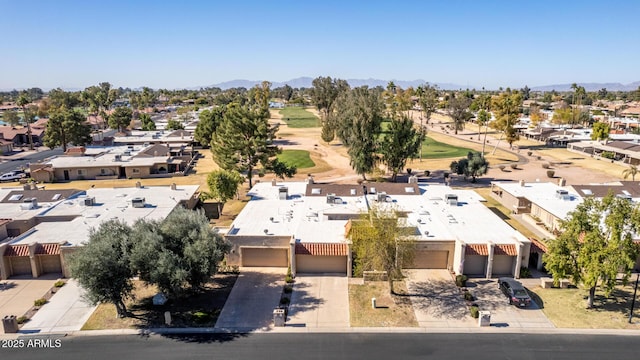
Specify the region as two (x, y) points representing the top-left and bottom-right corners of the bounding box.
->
(541, 163), (550, 169)
(527, 151), (533, 156)
(464, 291), (474, 301)
(601, 151), (615, 159)
(16, 316), (28, 324)
(191, 311), (212, 324)
(54, 280), (65, 288)
(547, 170), (555, 178)
(34, 298), (47, 307)
(423, 170), (431, 177)
(520, 267), (532, 278)
(537, 156), (542, 160)
(470, 305), (479, 318)
(498, 165), (505, 171)
(280, 297), (290, 305)
(510, 164), (518, 169)
(455, 274), (468, 287)
(285, 275), (294, 284)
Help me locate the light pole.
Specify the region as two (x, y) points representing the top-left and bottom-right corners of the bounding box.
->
(629, 272), (639, 323)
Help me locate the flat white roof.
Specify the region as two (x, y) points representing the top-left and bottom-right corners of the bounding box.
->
(493, 181), (582, 220)
(229, 182), (529, 246)
(10, 185), (199, 247)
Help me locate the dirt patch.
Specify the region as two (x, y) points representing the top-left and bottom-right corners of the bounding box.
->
(349, 281), (418, 327)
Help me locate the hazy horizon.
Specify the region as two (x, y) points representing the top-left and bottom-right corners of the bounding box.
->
(1, 0), (639, 90)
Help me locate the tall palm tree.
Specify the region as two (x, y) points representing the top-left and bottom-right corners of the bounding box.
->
(16, 92), (34, 150)
(622, 165), (639, 181)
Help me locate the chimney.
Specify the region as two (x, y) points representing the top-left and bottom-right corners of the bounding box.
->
(135, 181), (142, 188)
(558, 178), (566, 187)
(170, 183), (177, 190)
(271, 179), (277, 186)
(519, 180), (525, 187)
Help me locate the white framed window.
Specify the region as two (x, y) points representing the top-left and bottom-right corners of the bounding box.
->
(132, 168), (140, 174)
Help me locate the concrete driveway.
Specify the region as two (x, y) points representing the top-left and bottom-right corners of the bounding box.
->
(1, 275), (60, 323)
(215, 267), (286, 331)
(404, 270), (475, 328)
(466, 278), (554, 329)
(287, 274), (349, 328)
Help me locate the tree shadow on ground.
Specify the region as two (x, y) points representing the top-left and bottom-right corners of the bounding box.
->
(286, 280), (325, 324)
(159, 332), (250, 343)
(402, 278), (468, 320)
(0, 281), (17, 291)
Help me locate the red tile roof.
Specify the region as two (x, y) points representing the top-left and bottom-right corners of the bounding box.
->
(3, 243), (61, 257)
(295, 243), (347, 256)
(495, 244), (517, 256)
(465, 244), (488, 256)
(530, 238), (548, 253)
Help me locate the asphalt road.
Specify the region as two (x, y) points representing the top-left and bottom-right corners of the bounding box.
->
(0, 148), (63, 174)
(2, 333), (640, 360)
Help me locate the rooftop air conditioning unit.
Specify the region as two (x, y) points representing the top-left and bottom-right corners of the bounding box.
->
(131, 197), (146, 208)
(84, 197), (96, 206)
(123, 150), (131, 156)
(326, 193), (336, 204)
(114, 154), (122, 161)
(555, 189), (569, 200)
(20, 198), (38, 210)
(445, 194), (458, 206)
(377, 192), (388, 202)
(278, 187), (288, 200)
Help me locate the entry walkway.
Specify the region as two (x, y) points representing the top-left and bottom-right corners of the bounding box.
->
(20, 279), (96, 333)
(287, 274), (349, 328)
(215, 267), (286, 331)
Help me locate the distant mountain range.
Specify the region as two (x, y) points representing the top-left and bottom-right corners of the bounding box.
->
(202, 77), (467, 90)
(529, 82), (640, 92)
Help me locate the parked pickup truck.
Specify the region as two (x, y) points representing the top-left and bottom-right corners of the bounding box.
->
(0, 171), (27, 182)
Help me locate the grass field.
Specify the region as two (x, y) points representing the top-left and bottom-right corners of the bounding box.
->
(277, 149), (315, 169)
(279, 107), (321, 128)
(530, 283), (640, 329)
(421, 136), (474, 159)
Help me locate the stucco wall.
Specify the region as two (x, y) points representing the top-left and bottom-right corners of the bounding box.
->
(225, 235), (292, 266)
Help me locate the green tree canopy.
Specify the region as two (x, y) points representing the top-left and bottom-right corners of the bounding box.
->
(210, 103), (280, 188)
(139, 113), (156, 131)
(330, 86), (384, 179)
(68, 220), (135, 317)
(447, 96), (472, 135)
(205, 169), (244, 216)
(108, 106), (133, 132)
(449, 151), (489, 183)
(380, 115), (422, 182)
(166, 118), (185, 130)
(44, 108), (92, 152)
(349, 205), (416, 293)
(545, 194), (640, 308)
(17, 92), (34, 150)
(3, 110), (19, 126)
(194, 107), (224, 146)
(490, 92), (522, 150)
(591, 121), (610, 141)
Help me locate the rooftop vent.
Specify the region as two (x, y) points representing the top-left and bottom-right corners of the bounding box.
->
(170, 183), (177, 190)
(445, 194), (458, 206)
(114, 154), (122, 161)
(131, 197), (146, 208)
(123, 150), (131, 156)
(377, 192), (388, 202)
(326, 193), (336, 204)
(555, 189), (569, 200)
(311, 188), (321, 195)
(408, 175), (418, 184)
(278, 187), (288, 200)
(20, 198), (38, 210)
(350, 188), (357, 196)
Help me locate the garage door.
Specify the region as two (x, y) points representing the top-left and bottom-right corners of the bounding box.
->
(407, 251), (448, 269)
(464, 255), (487, 276)
(296, 255), (347, 274)
(39, 255), (62, 274)
(10, 257), (32, 276)
(241, 248), (288, 267)
(492, 255), (514, 276)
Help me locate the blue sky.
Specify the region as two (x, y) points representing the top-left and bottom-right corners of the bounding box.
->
(1, 0), (639, 90)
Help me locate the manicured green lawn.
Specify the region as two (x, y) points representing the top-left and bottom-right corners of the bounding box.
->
(279, 107), (320, 128)
(277, 150), (315, 169)
(421, 136), (473, 159)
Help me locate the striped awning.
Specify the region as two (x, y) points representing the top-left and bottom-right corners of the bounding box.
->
(494, 244), (518, 256)
(295, 243), (348, 256)
(35, 243), (61, 255)
(3, 245), (29, 257)
(465, 244), (488, 256)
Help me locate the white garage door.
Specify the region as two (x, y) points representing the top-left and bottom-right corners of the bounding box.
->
(464, 255), (487, 276)
(296, 255), (347, 274)
(241, 248), (288, 267)
(492, 255), (515, 276)
(407, 251), (449, 269)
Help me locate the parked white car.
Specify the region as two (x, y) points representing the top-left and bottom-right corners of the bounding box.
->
(0, 171), (26, 182)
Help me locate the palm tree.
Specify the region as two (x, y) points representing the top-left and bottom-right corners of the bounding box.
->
(16, 92), (34, 150)
(622, 165), (639, 181)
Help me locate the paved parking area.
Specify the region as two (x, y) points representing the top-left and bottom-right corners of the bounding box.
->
(466, 278), (555, 329)
(404, 270), (475, 328)
(287, 274), (349, 328)
(215, 267), (286, 331)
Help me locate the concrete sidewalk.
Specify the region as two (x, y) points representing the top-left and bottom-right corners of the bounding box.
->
(19, 279), (96, 334)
